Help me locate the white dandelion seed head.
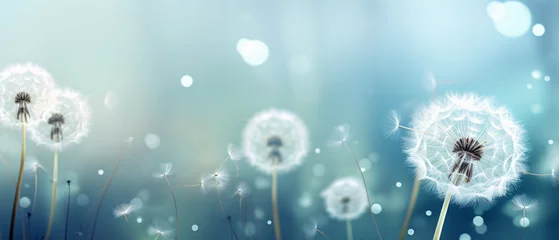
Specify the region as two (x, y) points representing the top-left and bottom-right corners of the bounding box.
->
(228, 143), (243, 160)
(233, 182), (251, 198)
(152, 162), (173, 178)
(386, 110), (402, 138)
(0, 63), (57, 128)
(243, 108), (309, 174)
(147, 219), (174, 239)
(302, 220), (318, 239)
(113, 203), (136, 218)
(204, 169), (230, 190)
(321, 177), (368, 221)
(512, 194), (538, 211)
(327, 123), (350, 148)
(30, 88), (91, 151)
(404, 93), (527, 205)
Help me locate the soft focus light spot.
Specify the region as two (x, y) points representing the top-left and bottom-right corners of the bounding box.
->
(371, 204), (382, 214)
(130, 197), (143, 209)
(19, 197), (30, 208)
(544, 76), (551, 82)
(267, 220), (272, 225)
(532, 24), (545, 36)
(426, 210), (432, 216)
(254, 208), (264, 219)
(473, 216), (484, 226)
(97, 169), (104, 175)
(136, 217), (142, 223)
(358, 158), (372, 170)
(137, 189), (150, 203)
(181, 75), (193, 88)
(531, 104), (542, 114)
(144, 133), (161, 149)
(360, 167), (366, 172)
(192, 224), (199, 231)
(237, 39), (269, 66)
(493, 1), (532, 38)
(487, 1), (506, 20)
(24, 183), (30, 189)
(76, 194), (89, 206)
(312, 163), (325, 177)
(396, 182), (402, 188)
(549, 140), (554, 145)
(168, 216), (175, 223)
(299, 193), (312, 208)
(315, 148), (321, 154)
(526, 84), (532, 89)
(254, 177), (270, 189)
(476, 224), (488, 234)
(532, 70), (542, 79)
(519, 217), (530, 227)
(104, 91), (119, 110)
(407, 229), (414, 236)
(459, 233), (471, 240)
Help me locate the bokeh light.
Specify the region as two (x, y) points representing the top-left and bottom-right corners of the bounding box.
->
(532, 24), (545, 37)
(492, 1), (532, 38)
(19, 197), (30, 208)
(181, 75), (193, 88)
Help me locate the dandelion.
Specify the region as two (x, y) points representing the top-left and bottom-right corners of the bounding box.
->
(184, 177), (207, 195)
(321, 178), (368, 240)
(227, 143), (243, 176)
(29, 88), (91, 240)
(227, 216), (240, 240)
(233, 182), (251, 213)
(152, 162), (178, 240)
(148, 219), (175, 240)
(0, 63), (57, 240)
(113, 203), (136, 238)
(204, 168), (230, 213)
(24, 157), (46, 214)
(303, 220), (331, 240)
(328, 123), (382, 240)
(243, 108), (309, 240)
(512, 194), (538, 240)
(401, 93), (527, 240)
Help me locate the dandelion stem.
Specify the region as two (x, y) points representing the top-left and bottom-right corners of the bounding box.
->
(121, 217), (134, 239)
(184, 183), (202, 187)
(216, 179), (225, 213)
(19, 207), (26, 240)
(227, 216), (239, 240)
(272, 157), (281, 240)
(45, 146), (59, 240)
(341, 141), (382, 240)
(32, 171), (38, 214)
(89, 142), (128, 240)
(399, 175), (421, 240)
(217, 156), (231, 173)
(163, 175), (179, 240)
(154, 233), (160, 240)
(316, 229), (331, 240)
(9, 122), (27, 240)
(433, 173), (458, 240)
(346, 218), (353, 240)
(64, 181), (71, 240)
(520, 208), (526, 240)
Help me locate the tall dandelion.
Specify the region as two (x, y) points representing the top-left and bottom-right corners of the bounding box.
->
(321, 177), (368, 240)
(0, 63), (57, 240)
(152, 162), (178, 240)
(512, 194), (538, 240)
(30, 88), (91, 240)
(147, 219), (175, 240)
(328, 123), (382, 240)
(243, 108), (309, 240)
(401, 93), (527, 240)
(113, 203), (137, 238)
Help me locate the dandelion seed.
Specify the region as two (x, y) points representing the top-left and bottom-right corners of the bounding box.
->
(512, 194), (537, 239)
(327, 123), (350, 148)
(403, 93), (527, 240)
(148, 219), (175, 240)
(303, 220), (331, 240)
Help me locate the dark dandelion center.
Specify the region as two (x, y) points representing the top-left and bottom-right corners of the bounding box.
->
(341, 196), (351, 213)
(449, 137), (484, 183)
(267, 136), (283, 162)
(48, 113), (65, 143)
(14, 92), (31, 122)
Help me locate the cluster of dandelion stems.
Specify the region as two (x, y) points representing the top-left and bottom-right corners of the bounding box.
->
(9, 92), (31, 240)
(45, 113), (65, 240)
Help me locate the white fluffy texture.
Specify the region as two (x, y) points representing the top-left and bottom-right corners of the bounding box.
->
(152, 162), (173, 178)
(228, 143), (243, 160)
(0, 63), (57, 128)
(512, 194), (538, 211)
(327, 123), (350, 147)
(30, 88), (91, 150)
(113, 203), (136, 218)
(302, 220), (318, 239)
(321, 177), (368, 221)
(24, 156), (46, 173)
(148, 219), (175, 239)
(203, 169), (230, 190)
(404, 93), (527, 204)
(243, 108), (309, 174)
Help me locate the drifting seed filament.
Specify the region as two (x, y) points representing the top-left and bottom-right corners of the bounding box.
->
(48, 113), (65, 143)
(15, 92), (31, 123)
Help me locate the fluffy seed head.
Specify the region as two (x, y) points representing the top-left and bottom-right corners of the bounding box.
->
(512, 194), (538, 211)
(404, 93), (527, 204)
(243, 108), (309, 174)
(321, 177), (368, 221)
(147, 219), (174, 239)
(227, 143), (243, 160)
(113, 203), (136, 218)
(152, 162), (173, 178)
(327, 123), (350, 147)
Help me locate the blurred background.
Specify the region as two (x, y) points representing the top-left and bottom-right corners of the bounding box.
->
(0, 0), (558, 239)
